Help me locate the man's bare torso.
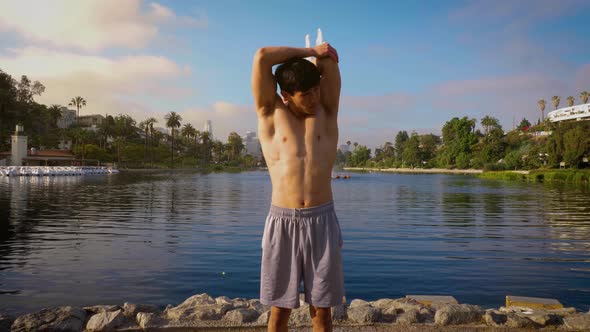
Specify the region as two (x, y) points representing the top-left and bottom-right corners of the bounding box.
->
(258, 96), (338, 208)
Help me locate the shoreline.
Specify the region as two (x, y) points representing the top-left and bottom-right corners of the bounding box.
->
(3, 293), (588, 331)
(343, 167), (484, 174)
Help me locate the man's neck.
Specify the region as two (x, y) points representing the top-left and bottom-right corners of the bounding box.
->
(287, 104), (317, 119)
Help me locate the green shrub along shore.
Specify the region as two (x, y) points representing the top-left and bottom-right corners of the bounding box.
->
(477, 169), (590, 186)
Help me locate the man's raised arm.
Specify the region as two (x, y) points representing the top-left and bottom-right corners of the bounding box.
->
(251, 47), (315, 116)
(316, 44), (341, 115)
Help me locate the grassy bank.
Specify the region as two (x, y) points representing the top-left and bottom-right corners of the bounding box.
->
(343, 167), (482, 174)
(478, 169), (590, 186)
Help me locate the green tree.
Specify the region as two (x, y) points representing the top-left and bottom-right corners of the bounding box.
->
(227, 131), (245, 161)
(17, 75), (45, 104)
(350, 145), (371, 166)
(112, 114), (137, 163)
(165, 111), (182, 168)
(394, 131), (409, 161)
(402, 132), (421, 167)
(563, 125), (589, 168)
(519, 118), (531, 131)
(581, 91), (589, 104)
(481, 115), (499, 136)
(201, 131), (212, 163)
(68, 96), (87, 124)
(419, 134), (440, 165)
(439, 117), (477, 168)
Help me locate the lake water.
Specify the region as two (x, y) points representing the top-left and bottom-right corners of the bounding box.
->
(1, 171), (589, 315)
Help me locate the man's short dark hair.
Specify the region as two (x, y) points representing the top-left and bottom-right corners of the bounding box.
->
(275, 58), (321, 95)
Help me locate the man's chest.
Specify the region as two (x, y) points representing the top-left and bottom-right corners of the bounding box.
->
(259, 109), (338, 159)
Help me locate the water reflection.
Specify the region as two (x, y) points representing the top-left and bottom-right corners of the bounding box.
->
(0, 172), (589, 315)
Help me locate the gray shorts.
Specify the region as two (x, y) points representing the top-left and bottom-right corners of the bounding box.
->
(260, 201), (344, 309)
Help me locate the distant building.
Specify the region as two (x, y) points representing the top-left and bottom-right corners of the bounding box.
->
(0, 125), (75, 166)
(242, 131), (262, 158)
(78, 114), (105, 128)
(339, 144), (349, 153)
(548, 103), (590, 123)
(204, 120), (212, 138)
(57, 107), (76, 129)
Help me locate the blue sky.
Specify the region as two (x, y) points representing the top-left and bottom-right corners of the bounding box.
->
(1, 0), (589, 148)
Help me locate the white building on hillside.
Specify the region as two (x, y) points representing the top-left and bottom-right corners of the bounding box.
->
(547, 103), (590, 122)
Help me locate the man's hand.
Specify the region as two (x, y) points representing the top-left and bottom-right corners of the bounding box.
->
(313, 43), (339, 63)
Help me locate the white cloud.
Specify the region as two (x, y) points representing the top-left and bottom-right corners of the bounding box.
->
(0, 0), (206, 51)
(0, 47), (190, 119)
(178, 102), (256, 141)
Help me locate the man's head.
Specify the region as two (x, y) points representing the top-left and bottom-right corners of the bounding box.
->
(275, 58), (321, 115)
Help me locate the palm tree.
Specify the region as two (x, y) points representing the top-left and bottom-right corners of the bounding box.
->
(201, 131), (211, 163)
(480, 115), (499, 136)
(68, 96), (86, 125)
(181, 123), (196, 145)
(537, 99), (546, 122)
(144, 117), (158, 167)
(164, 112), (182, 168)
(580, 91), (589, 104)
(566, 96), (575, 107)
(551, 96), (560, 110)
(47, 104), (63, 129)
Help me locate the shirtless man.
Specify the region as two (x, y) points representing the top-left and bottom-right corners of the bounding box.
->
(251, 43), (344, 332)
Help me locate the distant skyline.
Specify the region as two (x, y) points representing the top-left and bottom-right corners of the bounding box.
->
(1, 0), (589, 148)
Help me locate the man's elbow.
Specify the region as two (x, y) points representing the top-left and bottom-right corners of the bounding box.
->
(254, 47), (269, 64)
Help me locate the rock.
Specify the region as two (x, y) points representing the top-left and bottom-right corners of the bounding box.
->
(484, 310), (507, 327)
(391, 298), (425, 313)
(419, 307), (435, 323)
(165, 294), (233, 321)
(395, 308), (420, 324)
(406, 295), (458, 307)
(370, 298), (396, 309)
(216, 296), (232, 305)
(548, 307), (577, 316)
(434, 304), (483, 326)
(381, 307), (397, 323)
(349, 299), (369, 308)
(256, 310), (270, 325)
(0, 313), (15, 332)
(248, 299), (268, 313)
(166, 303), (232, 321)
(180, 293), (217, 306)
(12, 306), (86, 332)
(347, 305), (381, 323)
(331, 304), (347, 321)
(86, 309), (125, 331)
(289, 304), (311, 327)
(522, 313), (553, 326)
(224, 308), (260, 323)
(122, 302), (160, 317)
(506, 313), (537, 328)
(564, 313), (590, 331)
(231, 298), (250, 309)
(136, 312), (163, 329)
(83, 305), (121, 315)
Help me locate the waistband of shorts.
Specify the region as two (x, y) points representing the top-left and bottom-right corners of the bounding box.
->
(269, 201), (335, 219)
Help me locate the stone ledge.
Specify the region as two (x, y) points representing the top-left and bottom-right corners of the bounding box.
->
(5, 293), (588, 332)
